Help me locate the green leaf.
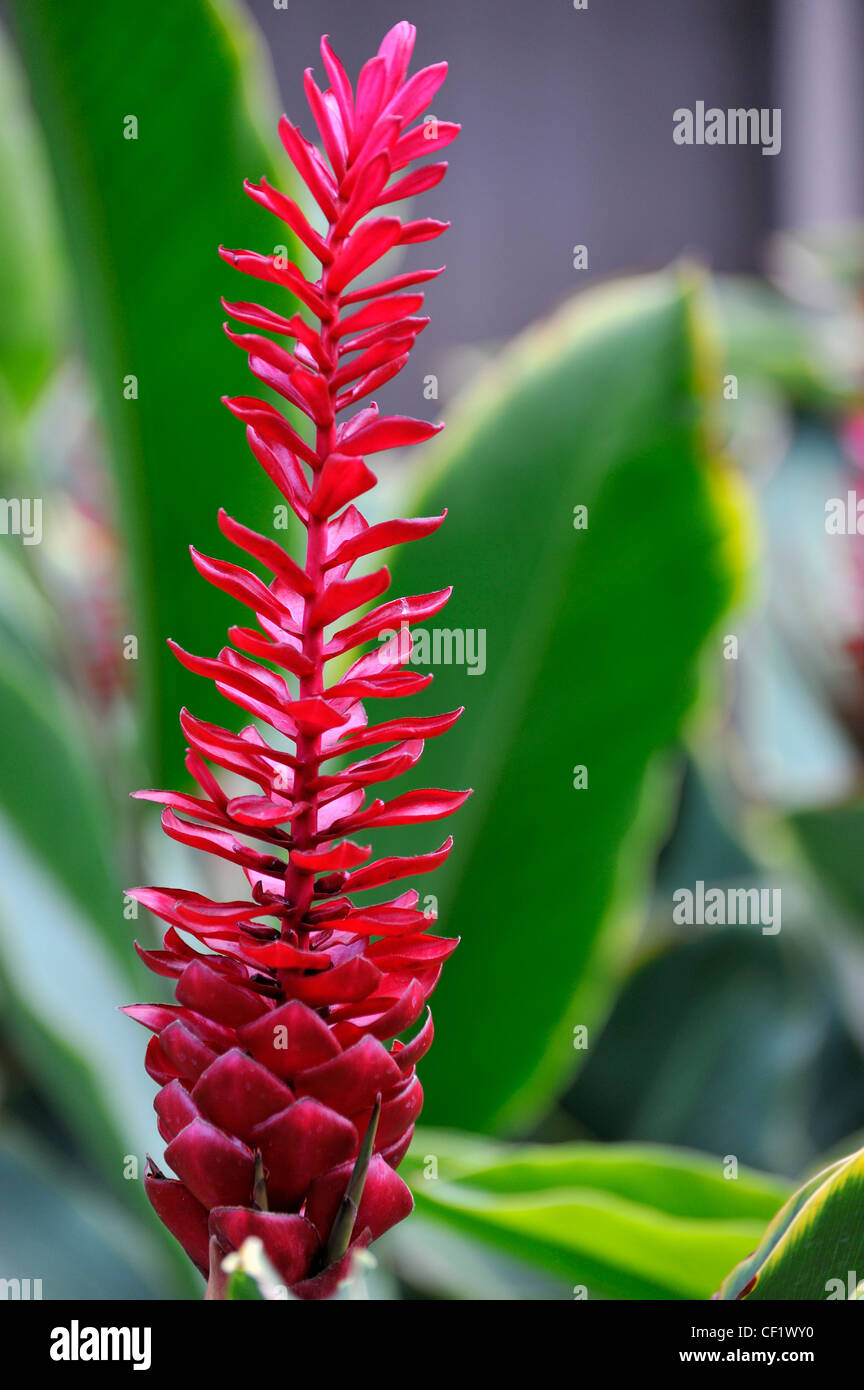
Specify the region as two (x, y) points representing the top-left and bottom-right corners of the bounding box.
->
(714, 276), (859, 408)
(8, 0), (300, 783)
(225, 1270), (267, 1301)
(0, 22), (64, 416)
(402, 1129), (789, 1300)
(717, 1157), (850, 1299)
(384, 271), (746, 1131)
(0, 628), (126, 969)
(386, 1217), (566, 1300)
(788, 797), (864, 929)
(718, 1145), (864, 1300)
(565, 926), (850, 1179)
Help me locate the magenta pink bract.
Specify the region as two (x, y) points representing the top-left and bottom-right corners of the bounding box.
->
(124, 21), (465, 1299)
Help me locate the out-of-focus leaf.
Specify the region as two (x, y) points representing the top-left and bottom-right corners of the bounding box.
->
(0, 1123), (182, 1299)
(8, 0), (300, 783)
(769, 225), (864, 307)
(714, 276), (860, 408)
(0, 23), (64, 416)
(0, 546), (56, 677)
(225, 1270), (266, 1300)
(0, 630), (125, 967)
(655, 759), (758, 893)
(404, 1129), (788, 1216)
(402, 1129), (789, 1301)
(788, 797), (864, 928)
(383, 272), (745, 1131)
(385, 1217), (565, 1300)
(0, 813), (199, 1297)
(719, 1145), (864, 1300)
(565, 927), (864, 1177)
(723, 421), (861, 808)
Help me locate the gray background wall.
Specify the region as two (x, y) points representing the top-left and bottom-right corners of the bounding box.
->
(247, 0), (864, 395)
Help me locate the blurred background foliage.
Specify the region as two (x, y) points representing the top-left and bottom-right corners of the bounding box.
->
(2, 0), (864, 1300)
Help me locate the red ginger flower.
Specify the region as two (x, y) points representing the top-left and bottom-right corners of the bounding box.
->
(123, 21), (465, 1299)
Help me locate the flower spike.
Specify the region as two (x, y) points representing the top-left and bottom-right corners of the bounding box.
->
(126, 22), (465, 1300)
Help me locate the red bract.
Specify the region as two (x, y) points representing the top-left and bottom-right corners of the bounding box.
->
(124, 21), (465, 1300)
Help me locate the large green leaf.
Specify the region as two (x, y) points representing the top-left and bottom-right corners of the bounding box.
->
(719, 1145), (864, 1300)
(401, 1130), (789, 1300)
(383, 272), (745, 1130)
(8, 0), (299, 783)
